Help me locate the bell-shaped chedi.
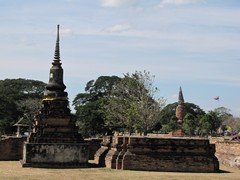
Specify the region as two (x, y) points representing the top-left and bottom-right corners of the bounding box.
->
(21, 25), (88, 168)
(29, 25), (80, 140)
(175, 86), (186, 125)
(44, 24), (67, 99)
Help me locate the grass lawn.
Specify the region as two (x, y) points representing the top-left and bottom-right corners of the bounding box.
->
(0, 161), (239, 180)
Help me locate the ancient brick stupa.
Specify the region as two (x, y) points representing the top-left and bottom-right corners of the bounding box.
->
(172, 87), (186, 137)
(21, 25), (88, 168)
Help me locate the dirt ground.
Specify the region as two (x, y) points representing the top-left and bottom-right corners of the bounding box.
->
(0, 161), (239, 180)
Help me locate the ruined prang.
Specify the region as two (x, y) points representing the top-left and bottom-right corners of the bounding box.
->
(173, 87), (186, 137)
(175, 86), (186, 125)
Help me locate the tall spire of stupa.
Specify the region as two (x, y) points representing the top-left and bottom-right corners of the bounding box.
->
(53, 24), (60, 64)
(178, 86), (184, 105)
(44, 24), (67, 98)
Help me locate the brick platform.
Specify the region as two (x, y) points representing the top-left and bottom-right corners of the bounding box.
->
(103, 136), (219, 172)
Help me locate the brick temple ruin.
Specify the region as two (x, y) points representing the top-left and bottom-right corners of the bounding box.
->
(21, 25), (88, 168)
(18, 25), (220, 171)
(94, 88), (219, 172)
(172, 87), (186, 137)
(95, 135), (219, 172)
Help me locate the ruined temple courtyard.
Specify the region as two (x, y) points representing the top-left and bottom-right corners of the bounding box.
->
(0, 161), (239, 180)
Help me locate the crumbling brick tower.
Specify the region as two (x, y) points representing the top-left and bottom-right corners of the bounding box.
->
(173, 87), (186, 137)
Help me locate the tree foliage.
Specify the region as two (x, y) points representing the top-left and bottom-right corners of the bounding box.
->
(158, 102), (205, 133)
(105, 71), (165, 135)
(73, 76), (121, 137)
(214, 107), (233, 122)
(0, 78), (46, 133)
(222, 117), (240, 135)
(183, 113), (197, 135)
(198, 111), (222, 136)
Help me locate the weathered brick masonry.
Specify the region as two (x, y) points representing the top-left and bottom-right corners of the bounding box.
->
(93, 136), (112, 166)
(85, 138), (102, 160)
(0, 137), (27, 160)
(103, 136), (219, 172)
(215, 141), (240, 169)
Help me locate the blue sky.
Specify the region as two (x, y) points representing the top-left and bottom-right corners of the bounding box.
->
(0, 0), (240, 115)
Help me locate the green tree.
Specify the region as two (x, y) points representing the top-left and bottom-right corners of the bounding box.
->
(0, 95), (18, 127)
(158, 102), (205, 133)
(16, 98), (42, 121)
(222, 117), (240, 135)
(199, 111), (222, 136)
(214, 107), (233, 123)
(199, 114), (211, 136)
(158, 116), (178, 133)
(0, 79), (45, 99)
(105, 71), (165, 135)
(0, 79), (46, 134)
(183, 113), (196, 135)
(73, 76), (121, 137)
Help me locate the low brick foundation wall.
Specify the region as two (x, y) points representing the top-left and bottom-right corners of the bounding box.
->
(0, 136), (27, 160)
(101, 136), (219, 172)
(21, 142), (89, 168)
(215, 141), (240, 169)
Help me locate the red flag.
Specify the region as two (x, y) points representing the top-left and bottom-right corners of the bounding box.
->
(214, 96), (219, 100)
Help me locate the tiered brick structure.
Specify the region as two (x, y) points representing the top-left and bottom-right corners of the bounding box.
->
(103, 135), (219, 172)
(21, 25), (88, 168)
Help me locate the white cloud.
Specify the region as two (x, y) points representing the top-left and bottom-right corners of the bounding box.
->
(103, 24), (131, 33)
(60, 28), (74, 36)
(159, 0), (202, 7)
(171, 94), (178, 99)
(100, 0), (137, 7)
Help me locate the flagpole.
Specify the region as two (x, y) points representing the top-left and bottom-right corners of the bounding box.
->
(213, 96), (220, 108)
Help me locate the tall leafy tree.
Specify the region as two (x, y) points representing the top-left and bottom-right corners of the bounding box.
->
(214, 107), (233, 122)
(0, 78), (45, 100)
(73, 76), (121, 137)
(105, 71), (165, 135)
(0, 79), (46, 134)
(183, 113), (197, 135)
(0, 95), (18, 127)
(199, 111), (222, 136)
(199, 114), (212, 136)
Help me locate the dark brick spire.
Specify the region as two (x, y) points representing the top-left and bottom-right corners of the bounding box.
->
(44, 25), (67, 98)
(53, 24), (61, 65)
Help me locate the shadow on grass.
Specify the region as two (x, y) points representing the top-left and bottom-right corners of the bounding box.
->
(218, 169), (230, 173)
(20, 160), (232, 173)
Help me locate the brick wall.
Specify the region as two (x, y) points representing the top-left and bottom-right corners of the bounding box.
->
(0, 137), (103, 161)
(104, 136), (219, 172)
(215, 141), (240, 169)
(85, 138), (102, 160)
(0, 137), (27, 160)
